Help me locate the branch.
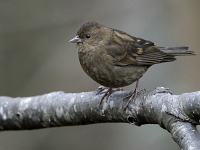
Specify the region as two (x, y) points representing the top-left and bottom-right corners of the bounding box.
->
(0, 87), (200, 149)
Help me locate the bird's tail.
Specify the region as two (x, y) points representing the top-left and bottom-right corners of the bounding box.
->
(158, 46), (195, 56)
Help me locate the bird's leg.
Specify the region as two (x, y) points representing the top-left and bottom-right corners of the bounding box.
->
(99, 87), (122, 106)
(124, 80), (140, 109)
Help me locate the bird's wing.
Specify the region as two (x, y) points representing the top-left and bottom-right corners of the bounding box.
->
(106, 30), (175, 66)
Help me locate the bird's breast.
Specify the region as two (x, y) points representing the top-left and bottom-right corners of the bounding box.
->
(78, 51), (149, 88)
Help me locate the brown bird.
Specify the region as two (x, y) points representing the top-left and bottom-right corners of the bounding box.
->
(69, 21), (195, 107)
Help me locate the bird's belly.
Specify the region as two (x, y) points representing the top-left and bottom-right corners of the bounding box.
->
(81, 61), (149, 88)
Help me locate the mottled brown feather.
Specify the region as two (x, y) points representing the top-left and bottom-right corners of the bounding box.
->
(70, 21), (195, 88)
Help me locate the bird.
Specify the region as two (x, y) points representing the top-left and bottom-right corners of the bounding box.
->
(69, 21), (195, 107)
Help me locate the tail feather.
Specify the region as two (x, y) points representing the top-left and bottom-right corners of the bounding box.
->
(133, 45), (195, 66)
(158, 46), (195, 56)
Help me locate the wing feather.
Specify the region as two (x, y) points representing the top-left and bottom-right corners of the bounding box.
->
(106, 31), (193, 66)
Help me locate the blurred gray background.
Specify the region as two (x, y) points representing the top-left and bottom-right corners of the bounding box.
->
(0, 0), (200, 150)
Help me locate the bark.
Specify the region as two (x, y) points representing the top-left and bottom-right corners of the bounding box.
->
(0, 87), (200, 149)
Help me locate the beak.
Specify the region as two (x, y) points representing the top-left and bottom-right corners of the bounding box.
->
(69, 36), (83, 43)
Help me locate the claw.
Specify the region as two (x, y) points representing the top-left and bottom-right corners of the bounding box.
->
(124, 80), (140, 109)
(98, 88), (122, 106)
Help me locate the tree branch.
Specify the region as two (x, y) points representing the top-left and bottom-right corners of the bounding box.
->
(0, 87), (200, 149)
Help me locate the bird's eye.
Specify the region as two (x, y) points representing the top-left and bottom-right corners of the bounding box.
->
(85, 34), (91, 39)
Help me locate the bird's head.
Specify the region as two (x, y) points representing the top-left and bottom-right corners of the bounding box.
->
(69, 21), (112, 49)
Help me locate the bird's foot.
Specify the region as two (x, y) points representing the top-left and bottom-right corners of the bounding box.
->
(124, 89), (138, 109)
(97, 87), (122, 107)
(124, 88), (145, 109)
